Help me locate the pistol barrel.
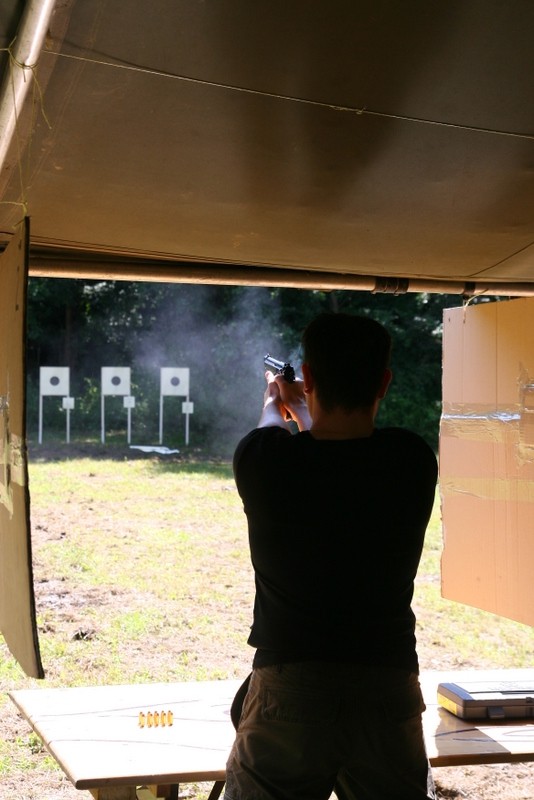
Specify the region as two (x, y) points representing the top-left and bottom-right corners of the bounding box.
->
(264, 354), (296, 383)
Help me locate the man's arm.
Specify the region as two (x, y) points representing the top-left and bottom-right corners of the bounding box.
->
(257, 372), (291, 429)
(257, 372), (311, 432)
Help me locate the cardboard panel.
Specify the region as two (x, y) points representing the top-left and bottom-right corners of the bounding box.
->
(440, 298), (534, 627)
(0, 220), (44, 678)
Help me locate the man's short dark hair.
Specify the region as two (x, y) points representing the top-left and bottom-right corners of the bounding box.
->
(302, 313), (392, 411)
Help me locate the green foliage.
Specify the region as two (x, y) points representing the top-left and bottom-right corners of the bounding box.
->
(26, 279), (461, 453)
(271, 287), (458, 448)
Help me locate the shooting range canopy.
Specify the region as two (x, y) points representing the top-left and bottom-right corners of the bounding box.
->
(1, 1), (534, 294)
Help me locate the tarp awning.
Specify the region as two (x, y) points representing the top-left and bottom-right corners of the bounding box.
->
(1, 1), (534, 293)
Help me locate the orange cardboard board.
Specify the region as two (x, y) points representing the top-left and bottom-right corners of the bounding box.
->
(0, 220), (43, 678)
(440, 298), (534, 627)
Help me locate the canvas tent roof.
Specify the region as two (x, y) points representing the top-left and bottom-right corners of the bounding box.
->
(1, 0), (534, 295)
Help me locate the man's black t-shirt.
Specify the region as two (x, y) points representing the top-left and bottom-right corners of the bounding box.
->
(233, 426), (438, 674)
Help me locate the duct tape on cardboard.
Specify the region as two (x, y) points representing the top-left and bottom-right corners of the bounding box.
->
(0, 398), (26, 515)
(440, 401), (534, 495)
(440, 300), (534, 626)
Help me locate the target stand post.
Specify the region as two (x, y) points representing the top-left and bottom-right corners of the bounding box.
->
(39, 367), (71, 444)
(159, 368), (191, 445)
(101, 367), (133, 444)
(62, 397), (75, 444)
(182, 400), (194, 446)
(123, 396), (135, 444)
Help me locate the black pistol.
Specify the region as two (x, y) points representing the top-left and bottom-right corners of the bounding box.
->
(264, 354), (296, 383)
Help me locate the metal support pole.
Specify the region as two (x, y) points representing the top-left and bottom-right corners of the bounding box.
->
(185, 396), (190, 446)
(0, 0), (56, 167)
(38, 393), (43, 444)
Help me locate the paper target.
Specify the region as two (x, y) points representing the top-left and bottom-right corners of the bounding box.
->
(40, 367), (70, 396)
(101, 367), (131, 396)
(160, 368), (189, 397)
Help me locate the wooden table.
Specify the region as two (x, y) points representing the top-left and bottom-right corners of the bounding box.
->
(9, 669), (534, 799)
(421, 668), (534, 767)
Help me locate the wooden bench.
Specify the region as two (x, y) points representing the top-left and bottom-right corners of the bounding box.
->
(9, 668), (534, 800)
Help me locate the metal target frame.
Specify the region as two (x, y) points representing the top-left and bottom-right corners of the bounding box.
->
(100, 367), (134, 444)
(39, 367), (74, 444)
(159, 368), (193, 445)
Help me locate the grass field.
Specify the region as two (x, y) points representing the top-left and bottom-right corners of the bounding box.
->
(1, 449), (533, 799)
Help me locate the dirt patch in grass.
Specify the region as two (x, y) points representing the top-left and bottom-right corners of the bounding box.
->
(1, 445), (533, 799)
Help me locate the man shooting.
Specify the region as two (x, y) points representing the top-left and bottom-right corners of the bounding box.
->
(225, 312), (438, 800)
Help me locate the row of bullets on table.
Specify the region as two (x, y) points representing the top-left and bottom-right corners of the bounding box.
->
(138, 710), (174, 728)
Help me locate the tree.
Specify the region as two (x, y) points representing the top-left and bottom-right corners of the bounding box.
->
(271, 287), (459, 449)
(26, 279), (460, 452)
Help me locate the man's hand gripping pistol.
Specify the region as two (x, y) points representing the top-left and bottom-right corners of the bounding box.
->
(263, 354), (296, 383)
(264, 355), (296, 421)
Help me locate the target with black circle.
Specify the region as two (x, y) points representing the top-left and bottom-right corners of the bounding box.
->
(101, 367), (131, 396)
(40, 367), (69, 397)
(160, 368), (189, 397)
(159, 368), (192, 445)
(38, 368), (72, 444)
(101, 367), (134, 443)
